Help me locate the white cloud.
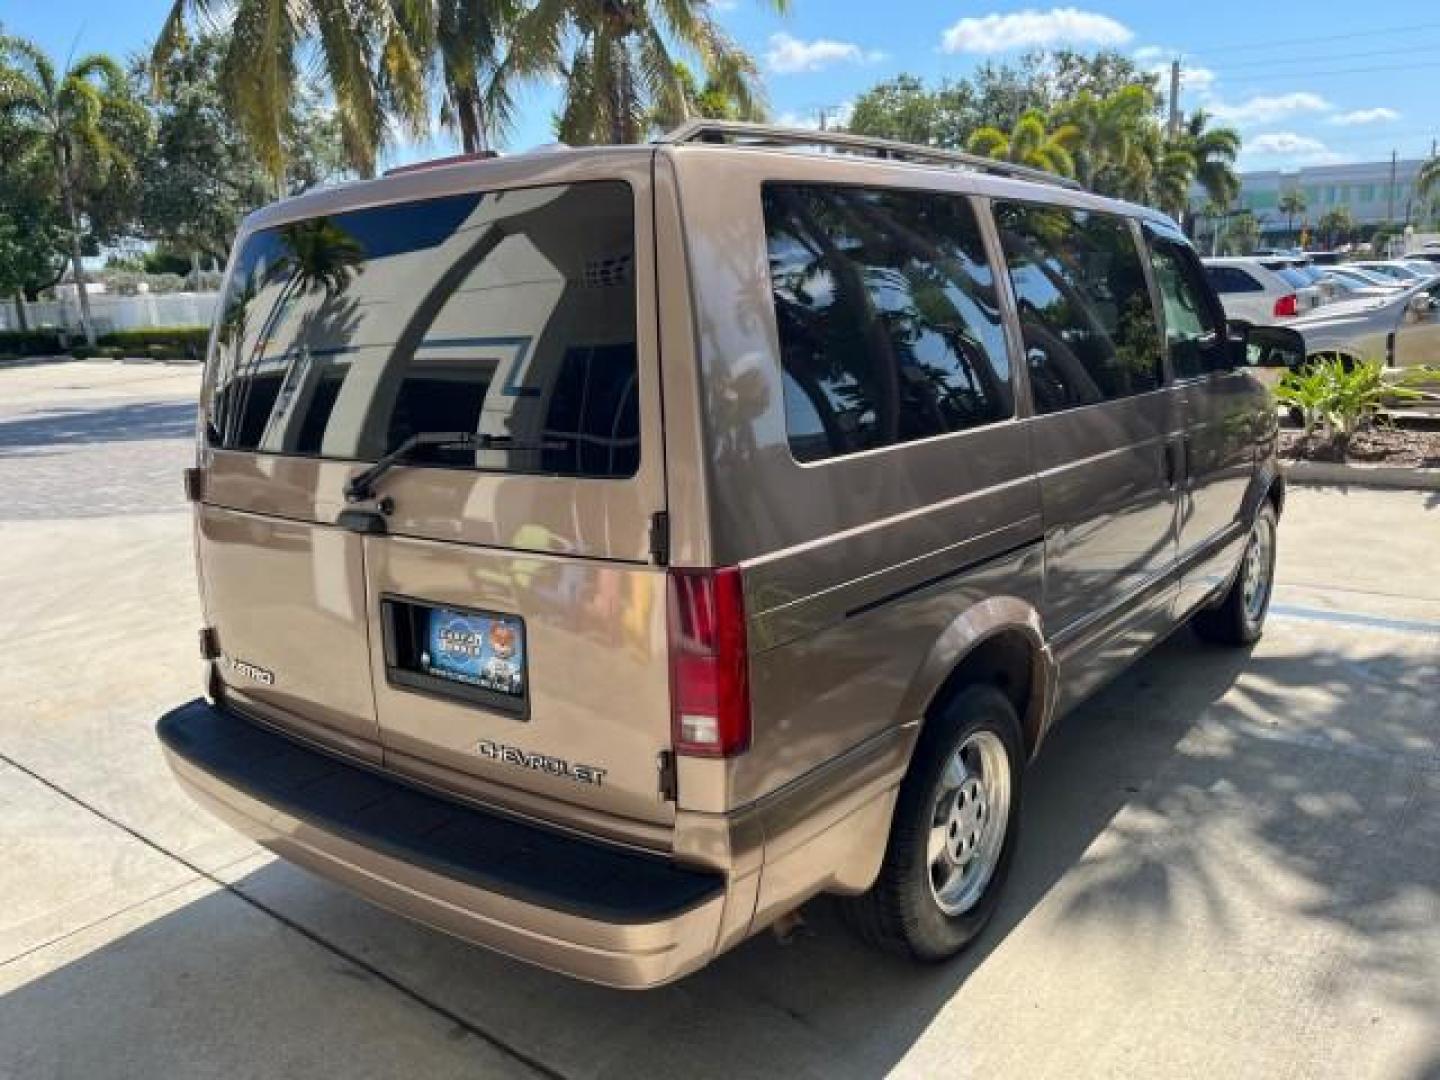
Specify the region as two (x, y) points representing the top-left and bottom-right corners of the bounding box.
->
(766, 33), (885, 74)
(1241, 131), (1350, 166)
(1248, 132), (1327, 154)
(1329, 107), (1400, 126)
(1207, 92), (1330, 126)
(712, 0), (738, 9)
(941, 7), (1133, 54)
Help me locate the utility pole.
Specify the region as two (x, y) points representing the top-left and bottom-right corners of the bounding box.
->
(1168, 61), (1182, 140)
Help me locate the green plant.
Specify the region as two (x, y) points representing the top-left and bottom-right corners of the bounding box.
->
(1275, 356), (1421, 457)
(0, 329), (64, 355)
(96, 326), (209, 359)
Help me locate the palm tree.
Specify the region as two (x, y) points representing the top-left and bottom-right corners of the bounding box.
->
(1054, 85), (1153, 193)
(153, 0), (429, 186)
(966, 109), (1079, 178)
(503, 0), (782, 146)
(1179, 110), (1240, 212)
(0, 37), (139, 346)
(1278, 189), (1307, 244)
(433, 0), (521, 153)
(1318, 206), (1355, 248)
(1420, 155), (1440, 197)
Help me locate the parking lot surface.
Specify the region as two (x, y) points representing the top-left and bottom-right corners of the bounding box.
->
(1, 361), (1436, 1079)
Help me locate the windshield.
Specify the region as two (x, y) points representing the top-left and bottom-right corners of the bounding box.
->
(203, 180), (640, 479)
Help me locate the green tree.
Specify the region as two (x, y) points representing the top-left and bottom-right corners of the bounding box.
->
(1418, 154), (1440, 200)
(966, 109), (1078, 177)
(508, 0), (783, 146)
(431, 0), (521, 153)
(153, 0), (428, 185)
(1317, 206), (1355, 248)
(1226, 210), (1259, 256)
(1179, 110), (1240, 212)
(1055, 84), (1155, 193)
(138, 34), (347, 267)
(847, 75), (976, 147)
(0, 37), (148, 345)
(1279, 189), (1307, 244)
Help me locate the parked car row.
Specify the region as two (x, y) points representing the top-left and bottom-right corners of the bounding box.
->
(1203, 253), (1440, 370)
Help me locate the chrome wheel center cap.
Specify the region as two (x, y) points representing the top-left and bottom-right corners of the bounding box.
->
(946, 777), (988, 865)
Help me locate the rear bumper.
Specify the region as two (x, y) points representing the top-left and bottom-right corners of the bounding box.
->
(157, 699), (727, 988)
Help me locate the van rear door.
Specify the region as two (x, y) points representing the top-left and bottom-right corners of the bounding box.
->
(201, 157), (675, 833)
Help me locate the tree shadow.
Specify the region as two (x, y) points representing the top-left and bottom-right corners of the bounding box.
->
(0, 401), (196, 457)
(2, 629), (1436, 1078)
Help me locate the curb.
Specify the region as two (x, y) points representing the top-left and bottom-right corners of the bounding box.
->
(1282, 460), (1440, 490)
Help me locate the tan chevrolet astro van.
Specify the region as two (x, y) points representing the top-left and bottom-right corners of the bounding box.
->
(158, 121), (1295, 988)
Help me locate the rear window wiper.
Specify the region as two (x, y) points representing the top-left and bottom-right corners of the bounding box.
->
(343, 431), (566, 502)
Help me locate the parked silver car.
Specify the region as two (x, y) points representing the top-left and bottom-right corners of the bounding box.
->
(1286, 278), (1440, 367)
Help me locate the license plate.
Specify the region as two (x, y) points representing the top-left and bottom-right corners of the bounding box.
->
(422, 607), (526, 699)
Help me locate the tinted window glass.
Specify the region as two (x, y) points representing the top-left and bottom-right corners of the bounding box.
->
(994, 202), (1161, 413)
(762, 184), (1013, 463)
(1205, 266), (1264, 293)
(1267, 265), (1310, 288)
(1149, 238), (1227, 379)
(205, 181), (639, 478)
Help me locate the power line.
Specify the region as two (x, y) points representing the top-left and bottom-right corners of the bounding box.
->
(1176, 19), (1440, 56)
(1211, 59), (1440, 89)
(1199, 40), (1440, 74)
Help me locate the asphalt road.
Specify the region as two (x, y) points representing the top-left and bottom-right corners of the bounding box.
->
(1, 361), (1436, 1079)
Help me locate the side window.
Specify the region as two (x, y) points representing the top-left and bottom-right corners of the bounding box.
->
(1206, 266), (1263, 294)
(762, 183), (1013, 463)
(993, 202), (1161, 414)
(1148, 238), (1228, 379)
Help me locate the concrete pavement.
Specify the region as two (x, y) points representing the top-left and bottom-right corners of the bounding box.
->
(1, 362), (1436, 1079)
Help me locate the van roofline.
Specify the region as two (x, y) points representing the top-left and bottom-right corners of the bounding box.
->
(238, 142), (656, 235)
(236, 127), (1178, 241)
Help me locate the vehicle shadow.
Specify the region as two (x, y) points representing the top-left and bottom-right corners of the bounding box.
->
(0, 400), (196, 456)
(3, 629), (1436, 1078)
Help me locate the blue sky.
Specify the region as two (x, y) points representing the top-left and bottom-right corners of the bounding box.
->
(6, 0), (1438, 171)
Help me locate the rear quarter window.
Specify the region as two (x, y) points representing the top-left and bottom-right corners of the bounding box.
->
(205, 180), (640, 479)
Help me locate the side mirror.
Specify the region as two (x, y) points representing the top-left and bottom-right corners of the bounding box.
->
(1241, 325), (1307, 369)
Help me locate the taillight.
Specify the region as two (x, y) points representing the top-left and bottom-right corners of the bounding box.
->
(1274, 293), (1299, 318)
(667, 567), (751, 757)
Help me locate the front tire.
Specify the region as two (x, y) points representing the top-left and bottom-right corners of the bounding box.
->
(1193, 503), (1278, 646)
(845, 685), (1024, 961)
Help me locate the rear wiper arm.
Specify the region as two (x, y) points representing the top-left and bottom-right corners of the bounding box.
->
(344, 431), (566, 502)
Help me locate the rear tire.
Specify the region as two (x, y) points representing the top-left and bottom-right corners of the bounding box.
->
(1192, 503), (1278, 647)
(844, 685), (1024, 961)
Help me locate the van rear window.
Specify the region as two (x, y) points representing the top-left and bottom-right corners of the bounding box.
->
(204, 180), (640, 479)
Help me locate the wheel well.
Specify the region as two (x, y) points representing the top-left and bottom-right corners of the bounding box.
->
(927, 629), (1043, 759)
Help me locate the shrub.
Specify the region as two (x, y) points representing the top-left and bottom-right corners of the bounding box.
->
(96, 326), (209, 360)
(1275, 356), (1421, 458)
(0, 329), (65, 357)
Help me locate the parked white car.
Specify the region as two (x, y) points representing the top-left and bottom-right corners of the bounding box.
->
(1321, 267), (1405, 300)
(1351, 260), (1438, 285)
(1202, 257), (1324, 324)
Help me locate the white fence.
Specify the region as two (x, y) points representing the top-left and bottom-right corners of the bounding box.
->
(1, 291), (219, 335)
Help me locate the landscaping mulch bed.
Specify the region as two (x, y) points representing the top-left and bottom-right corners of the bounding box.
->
(1279, 426), (1440, 468)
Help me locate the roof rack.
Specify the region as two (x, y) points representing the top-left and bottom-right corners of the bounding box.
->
(656, 120), (1083, 191)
